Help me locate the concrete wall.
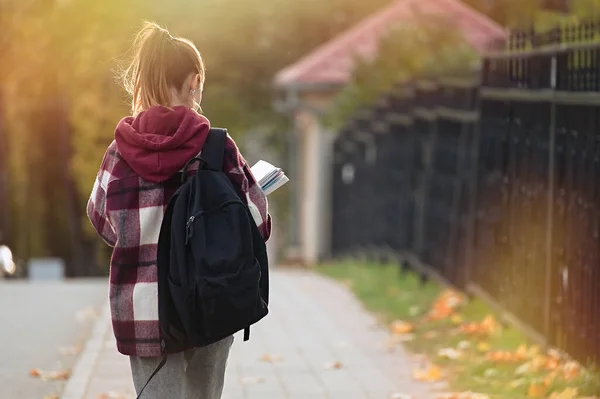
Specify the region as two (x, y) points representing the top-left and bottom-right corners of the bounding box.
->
(291, 106), (336, 265)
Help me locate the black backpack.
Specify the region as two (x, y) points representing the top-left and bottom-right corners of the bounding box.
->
(137, 128), (269, 398)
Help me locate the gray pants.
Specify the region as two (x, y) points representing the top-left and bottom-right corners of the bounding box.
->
(130, 336), (234, 399)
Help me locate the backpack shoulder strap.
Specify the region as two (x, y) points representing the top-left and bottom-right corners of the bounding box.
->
(202, 128), (228, 171)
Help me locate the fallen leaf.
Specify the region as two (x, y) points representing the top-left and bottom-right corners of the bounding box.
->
(509, 378), (527, 388)
(390, 320), (414, 335)
(481, 315), (501, 334)
(483, 368), (499, 378)
(436, 393), (490, 399)
(427, 290), (464, 321)
(460, 315), (501, 337)
(97, 393), (133, 399)
(43, 395), (59, 399)
(240, 376), (266, 385)
(413, 364), (443, 382)
(476, 342), (490, 353)
(527, 381), (547, 398)
(486, 350), (524, 363)
(324, 361), (343, 370)
(561, 361), (579, 380)
(544, 371), (557, 387)
(259, 353), (283, 363)
(438, 348), (462, 360)
(29, 368), (70, 381)
(548, 387), (578, 399)
(457, 340), (471, 350)
(527, 345), (541, 357)
(515, 362), (531, 375)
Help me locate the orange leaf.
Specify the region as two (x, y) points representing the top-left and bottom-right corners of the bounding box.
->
(561, 361), (579, 380)
(548, 387), (579, 399)
(412, 364), (443, 382)
(527, 382), (547, 398)
(544, 371), (557, 387)
(29, 368), (70, 381)
(390, 320), (414, 335)
(428, 290), (464, 321)
(324, 361), (343, 370)
(476, 342), (490, 353)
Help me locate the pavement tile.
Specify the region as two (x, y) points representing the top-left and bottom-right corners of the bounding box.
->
(76, 269), (438, 399)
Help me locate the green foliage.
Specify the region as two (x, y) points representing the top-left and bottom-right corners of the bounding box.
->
(325, 16), (479, 129)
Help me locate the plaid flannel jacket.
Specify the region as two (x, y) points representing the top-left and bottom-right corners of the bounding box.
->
(87, 135), (271, 357)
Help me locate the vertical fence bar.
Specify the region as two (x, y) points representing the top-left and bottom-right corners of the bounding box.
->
(544, 53), (558, 340)
(465, 69), (483, 289)
(0, 95), (8, 245)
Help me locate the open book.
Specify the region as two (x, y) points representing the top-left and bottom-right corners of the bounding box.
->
(250, 160), (289, 196)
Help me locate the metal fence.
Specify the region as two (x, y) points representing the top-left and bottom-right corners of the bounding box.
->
(330, 28), (600, 364)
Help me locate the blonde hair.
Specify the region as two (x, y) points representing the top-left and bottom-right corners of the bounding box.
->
(121, 21), (205, 115)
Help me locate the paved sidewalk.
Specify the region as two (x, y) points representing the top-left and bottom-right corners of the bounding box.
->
(69, 269), (439, 399)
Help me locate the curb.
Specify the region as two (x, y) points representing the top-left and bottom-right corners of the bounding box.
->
(62, 302), (111, 399)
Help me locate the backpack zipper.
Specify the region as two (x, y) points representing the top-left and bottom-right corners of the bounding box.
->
(185, 199), (245, 245)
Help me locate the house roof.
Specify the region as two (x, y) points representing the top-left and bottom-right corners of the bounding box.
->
(274, 0), (506, 88)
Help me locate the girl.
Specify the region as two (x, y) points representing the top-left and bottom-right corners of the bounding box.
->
(87, 21), (271, 398)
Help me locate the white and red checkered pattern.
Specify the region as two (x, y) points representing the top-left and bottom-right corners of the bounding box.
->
(87, 135), (271, 357)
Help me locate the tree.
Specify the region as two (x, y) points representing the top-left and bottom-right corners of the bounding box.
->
(325, 16), (479, 129)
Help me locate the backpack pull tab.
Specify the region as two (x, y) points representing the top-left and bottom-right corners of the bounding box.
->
(185, 216), (195, 245)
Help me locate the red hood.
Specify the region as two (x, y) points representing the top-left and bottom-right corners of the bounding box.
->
(115, 106), (210, 183)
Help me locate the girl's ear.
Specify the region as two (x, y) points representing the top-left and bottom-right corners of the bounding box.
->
(191, 73), (201, 91)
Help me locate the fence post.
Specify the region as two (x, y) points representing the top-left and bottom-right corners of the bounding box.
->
(465, 68), (482, 291)
(0, 95), (8, 245)
(543, 54), (557, 341)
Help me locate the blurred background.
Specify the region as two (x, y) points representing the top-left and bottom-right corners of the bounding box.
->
(2, 0), (600, 398)
(0, 0), (589, 278)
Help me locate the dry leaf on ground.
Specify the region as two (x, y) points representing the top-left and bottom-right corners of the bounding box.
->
(483, 368), (499, 378)
(259, 353), (283, 363)
(509, 378), (527, 388)
(29, 368), (70, 381)
(527, 381), (547, 398)
(457, 340), (471, 350)
(390, 320), (414, 335)
(548, 387), (578, 399)
(324, 361), (343, 370)
(427, 290), (464, 321)
(476, 342), (490, 353)
(436, 393), (490, 399)
(486, 350), (525, 363)
(459, 315), (500, 337)
(240, 376), (266, 385)
(97, 393), (133, 399)
(413, 364), (443, 382)
(43, 395), (59, 399)
(515, 362), (531, 375)
(438, 348), (462, 360)
(561, 361), (580, 380)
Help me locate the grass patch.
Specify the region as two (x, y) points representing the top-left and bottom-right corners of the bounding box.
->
(318, 260), (600, 399)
